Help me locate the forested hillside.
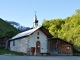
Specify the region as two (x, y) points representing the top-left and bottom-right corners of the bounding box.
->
(42, 9), (80, 50)
(0, 18), (20, 38)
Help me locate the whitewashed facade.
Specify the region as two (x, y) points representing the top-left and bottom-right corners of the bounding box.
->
(10, 28), (49, 55)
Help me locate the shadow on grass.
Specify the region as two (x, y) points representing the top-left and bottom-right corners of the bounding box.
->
(73, 53), (80, 56)
(0, 49), (27, 56)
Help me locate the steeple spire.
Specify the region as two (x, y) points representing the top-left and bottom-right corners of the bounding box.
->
(33, 11), (38, 28)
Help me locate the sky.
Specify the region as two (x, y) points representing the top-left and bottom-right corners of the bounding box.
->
(0, 0), (80, 27)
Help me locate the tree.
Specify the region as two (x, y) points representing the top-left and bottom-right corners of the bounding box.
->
(42, 8), (80, 50)
(42, 19), (50, 29)
(76, 8), (80, 14)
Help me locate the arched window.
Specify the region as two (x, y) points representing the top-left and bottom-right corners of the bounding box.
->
(13, 40), (15, 46)
(37, 32), (39, 35)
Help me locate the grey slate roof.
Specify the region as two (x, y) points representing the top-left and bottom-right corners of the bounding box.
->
(11, 26), (41, 40)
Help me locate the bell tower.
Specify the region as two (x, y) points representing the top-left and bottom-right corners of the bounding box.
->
(33, 12), (38, 28)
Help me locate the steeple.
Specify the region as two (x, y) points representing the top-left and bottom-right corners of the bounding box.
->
(33, 12), (38, 28)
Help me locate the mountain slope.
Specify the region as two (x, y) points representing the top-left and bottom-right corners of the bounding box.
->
(6, 21), (30, 32)
(0, 18), (20, 38)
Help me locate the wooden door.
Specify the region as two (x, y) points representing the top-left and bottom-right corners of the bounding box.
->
(36, 41), (40, 54)
(50, 40), (58, 55)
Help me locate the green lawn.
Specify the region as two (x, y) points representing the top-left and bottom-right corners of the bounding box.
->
(73, 53), (80, 56)
(0, 49), (26, 56)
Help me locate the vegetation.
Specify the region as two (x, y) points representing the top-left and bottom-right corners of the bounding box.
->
(0, 18), (20, 38)
(73, 53), (80, 56)
(0, 49), (25, 55)
(42, 9), (80, 50)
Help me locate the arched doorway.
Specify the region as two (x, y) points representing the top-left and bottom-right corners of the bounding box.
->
(36, 41), (40, 54)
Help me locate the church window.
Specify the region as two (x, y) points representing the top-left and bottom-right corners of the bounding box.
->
(13, 40), (15, 46)
(37, 32), (39, 35)
(37, 37), (39, 39)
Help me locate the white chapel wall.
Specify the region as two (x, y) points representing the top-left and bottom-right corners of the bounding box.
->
(28, 29), (47, 55)
(10, 37), (29, 53)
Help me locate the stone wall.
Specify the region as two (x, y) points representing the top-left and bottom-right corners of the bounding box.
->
(10, 37), (28, 53)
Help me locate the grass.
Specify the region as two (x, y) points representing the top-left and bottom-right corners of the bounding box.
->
(73, 53), (80, 56)
(0, 49), (26, 56)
